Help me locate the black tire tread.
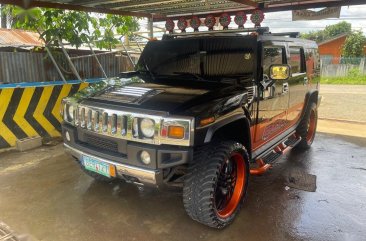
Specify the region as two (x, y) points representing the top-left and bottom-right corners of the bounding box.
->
(183, 140), (249, 229)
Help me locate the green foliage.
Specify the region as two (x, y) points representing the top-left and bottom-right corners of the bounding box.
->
(301, 21), (352, 43)
(3, 5), (139, 50)
(321, 76), (366, 85)
(323, 21), (352, 37)
(342, 31), (366, 58)
(348, 68), (363, 78)
(93, 14), (139, 50)
(321, 68), (366, 85)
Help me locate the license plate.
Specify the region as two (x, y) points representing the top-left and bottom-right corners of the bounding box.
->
(83, 155), (112, 177)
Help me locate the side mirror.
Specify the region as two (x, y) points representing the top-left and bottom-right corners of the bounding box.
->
(269, 64), (291, 80)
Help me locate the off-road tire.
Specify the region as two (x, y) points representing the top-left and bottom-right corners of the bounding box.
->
(183, 141), (249, 229)
(296, 102), (318, 149)
(81, 166), (116, 183)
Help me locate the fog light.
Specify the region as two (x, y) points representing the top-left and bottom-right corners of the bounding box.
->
(140, 151), (151, 165)
(65, 131), (71, 142)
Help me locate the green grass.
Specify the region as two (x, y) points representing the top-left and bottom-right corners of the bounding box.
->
(321, 76), (366, 85)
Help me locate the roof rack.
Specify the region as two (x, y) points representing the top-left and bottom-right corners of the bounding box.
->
(268, 32), (300, 38)
(163, 27), (270, 39)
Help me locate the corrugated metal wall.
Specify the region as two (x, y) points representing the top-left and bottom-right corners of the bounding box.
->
(0, 52), (46, 83)
(0, 51), (136, 83)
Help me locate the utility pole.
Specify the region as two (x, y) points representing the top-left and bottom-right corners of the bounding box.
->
(1, 4), (7, 29)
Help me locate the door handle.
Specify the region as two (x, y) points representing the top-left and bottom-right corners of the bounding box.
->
(282, 83), (289, 94)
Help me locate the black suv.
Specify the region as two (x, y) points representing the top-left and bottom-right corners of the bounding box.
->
(61, 27), (320, 229)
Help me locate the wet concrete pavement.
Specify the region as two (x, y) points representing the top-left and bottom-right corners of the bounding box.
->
(1, 131), (366, 241)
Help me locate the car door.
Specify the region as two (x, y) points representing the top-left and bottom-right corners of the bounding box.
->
(252, 45), (290, 150)
(287, 45), (308, 126)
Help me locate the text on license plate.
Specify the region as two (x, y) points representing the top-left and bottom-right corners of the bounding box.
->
(83, 155), (112, 177)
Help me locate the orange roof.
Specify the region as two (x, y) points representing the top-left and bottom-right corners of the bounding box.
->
(0, 28), (44, 47)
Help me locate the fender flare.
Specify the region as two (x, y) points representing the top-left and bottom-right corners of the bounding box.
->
(299, 89), (319, 124)
(203, 114), (252, 158)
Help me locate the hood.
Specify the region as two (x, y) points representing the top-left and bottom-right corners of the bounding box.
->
(74, 77), (249, 115)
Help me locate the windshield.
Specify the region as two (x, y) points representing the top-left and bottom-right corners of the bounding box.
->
(136, 36), (257, 82)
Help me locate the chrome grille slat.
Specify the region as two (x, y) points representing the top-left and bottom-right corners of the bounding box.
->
(87, 109), (92, 130)
(111, 114), (117, 135)
(121, 115), (128, 136)
(98, 111), (103, 133)
(94, 111), (100, 131)
(80, 107), (86, 128)
(102, 112), (108, 133)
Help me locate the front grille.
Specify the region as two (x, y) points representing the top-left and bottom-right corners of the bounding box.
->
(75, 105), (163, 145)
(72, 104), (192, 146)
(84, 134), (118, 153)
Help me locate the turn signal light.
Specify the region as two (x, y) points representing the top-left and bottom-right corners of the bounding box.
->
(200, 117), (215, 126)
(109, 165), (116, 177)
(168, 126), (184, 139)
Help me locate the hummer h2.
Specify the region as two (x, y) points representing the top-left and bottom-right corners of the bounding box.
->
(62, 27), (320, 228)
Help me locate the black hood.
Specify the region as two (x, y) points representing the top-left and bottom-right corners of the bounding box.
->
(82, 80), (249, 116)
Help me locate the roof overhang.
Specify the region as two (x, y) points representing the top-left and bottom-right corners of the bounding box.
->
(0, 0), (365, 21)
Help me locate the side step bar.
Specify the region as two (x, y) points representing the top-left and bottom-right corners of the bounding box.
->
(250, 134), (301, 175)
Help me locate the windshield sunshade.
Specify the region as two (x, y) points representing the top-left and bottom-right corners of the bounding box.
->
(137, 36), (257, 79)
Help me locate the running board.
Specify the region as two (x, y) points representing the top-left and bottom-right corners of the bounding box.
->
(250, 134), (302, 175)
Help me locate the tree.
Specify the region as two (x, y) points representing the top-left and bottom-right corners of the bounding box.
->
(301, 21), (352, 43)
(94, 14), (139, 50)
(323, 21), (352, 38)
(3, 6), (139, 50)
(342, 31), (366, 58)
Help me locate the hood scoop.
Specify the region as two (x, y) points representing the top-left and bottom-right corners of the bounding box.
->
(91, 86), (162, 104)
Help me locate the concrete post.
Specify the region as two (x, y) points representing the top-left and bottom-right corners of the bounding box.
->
(1, 4), (7, 29)
(148, 17), (153, 39)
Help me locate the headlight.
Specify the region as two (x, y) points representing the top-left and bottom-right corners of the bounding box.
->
(66, 104), (74, 122)
(140, 118), (155, 138)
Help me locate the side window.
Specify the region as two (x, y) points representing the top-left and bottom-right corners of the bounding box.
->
(263, 47), (284, 75)
(289, 47), (304, 74)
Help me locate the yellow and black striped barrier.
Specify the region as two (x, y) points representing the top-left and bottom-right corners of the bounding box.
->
(0, 79), (101, 148)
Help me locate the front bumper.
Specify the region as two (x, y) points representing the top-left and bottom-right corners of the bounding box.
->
(62, 123), (193, 187)
(64, 143), (161, 186)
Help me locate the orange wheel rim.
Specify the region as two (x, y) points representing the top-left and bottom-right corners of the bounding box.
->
(215, 152), (246, 219)
(306, 110), (317, 144)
